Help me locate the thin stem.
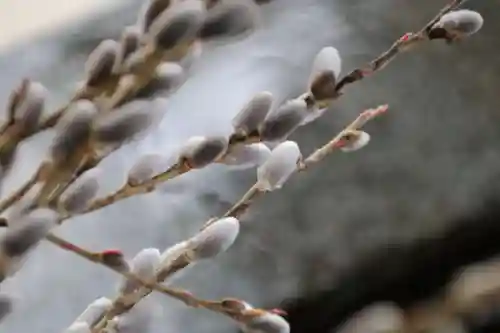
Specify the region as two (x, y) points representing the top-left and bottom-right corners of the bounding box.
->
(0, 170), (39, 214)
(335, 0), (466, 92)
(45, 233), (255, 330)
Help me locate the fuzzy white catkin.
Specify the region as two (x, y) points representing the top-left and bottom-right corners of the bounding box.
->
(436, 10), (484, 36)
(84, 39), (119, 86)
(114, 300), (154, 333)
(300, 104), (328, 126)
(340, 131), (370, 153)
(308, 46), (342, 85)
(14, 81), (47, 131)
(128, 153), (165, 185)
(243, 313), (290, 333)
(187, 217), (240, 260)
(63, 322), (91, 333)
(120, 248), (161, 294)
(220, 143), (271, 169)
(60, 168), (101, 213)
(232, 91), (274, 134)
(148, 0), (206, 50)
(51, 100), (97, 162)
(0, 209), (57, 272)
(94, 101), (153, 144)
(154, 62), (186, 93)
(74, 297), (113, 326)
(259, 99), (308, 142)
(256, 141), (301, 191)
(178, 40), (203, 71)
(179, 136), (228, 167)
(198, 0), (259, 41)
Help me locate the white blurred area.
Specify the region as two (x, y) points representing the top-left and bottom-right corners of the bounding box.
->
(0, 0), (121, 51)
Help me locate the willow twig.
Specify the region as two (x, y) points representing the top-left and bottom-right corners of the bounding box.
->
(50, 0), (467, 223)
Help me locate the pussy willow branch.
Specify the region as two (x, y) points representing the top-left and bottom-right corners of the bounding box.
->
(45, 233), (257, 323)
(335, 0), (465, 92)
(54, 0), (466, 222)
(47, 104), (387, 326)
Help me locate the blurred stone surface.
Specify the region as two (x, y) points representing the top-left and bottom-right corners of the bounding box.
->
(0, 0), (499, 333)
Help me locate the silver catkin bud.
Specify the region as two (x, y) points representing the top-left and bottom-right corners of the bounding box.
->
(308, 46), (342, 101)
(431, 9), (484, 39)
(74, 297), (113, 327)
(135, 62), (185, 99)
(198, 0), (259, 41)
(259, 99), (307, 143)
(243, 312), (290, 333)
(139, 0), (173, 33)
(51, 100), (97, 163)
(114, 300), (154, 333)
(256, 141), (301, 191)
(148, 0), (206, 50)
(94, 102), (153, 145)
(13, 81), (47, 132)
(59, 168), (101, 213)
(220, 143), (271, 169)
(179, 136), (228, 168)
(187, 217), (240, 260)
(84, 39), (119, 87)
(232, 91), (273, 135)
(120, 248), (161, 294)
(114, 26), (142, 73)
(1, 209), (57, 259)
(127, 154), (165, 186)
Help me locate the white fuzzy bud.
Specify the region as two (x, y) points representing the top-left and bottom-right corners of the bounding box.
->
(259, 99), (307, 143)
(60, 168), (101, 213)
(434, 10), (484, 38)
(198, 0), (259, 41)
(74, 297), (112, 327)
(178, 40), (203, 70)
(187, 217), (239, 260)
(94, 102), (153, 145)
(120, 248), (161, 294)
(308, 46), (341, 101)
(63, 322), (91, 333)
(114, 26), (142, 73)
(256, 141), (301, 191)
(84, 39), (119, 86)
(136, 62), (185, 99)
(232, 91), (274, 135)
(114, 301), (153, 333)
(13, 81), (47, 132)
(148, 0), (206, 50)
(0, 209), (57, 278)
(179, 136), (228, 168)
(127, 154), (166, 185)
(339, 130), (370, 152)
(51, 100), (97, 163)
(220, 143), (271, 169)
(243, 313), (290, 333)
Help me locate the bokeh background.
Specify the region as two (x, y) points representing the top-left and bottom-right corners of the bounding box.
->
(0, 0), (499, 332)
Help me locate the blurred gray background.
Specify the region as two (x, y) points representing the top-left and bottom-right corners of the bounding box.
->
(0, 0), (499, 332)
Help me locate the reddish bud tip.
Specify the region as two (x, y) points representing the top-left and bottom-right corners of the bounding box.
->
(333, 140), (347, 148)
(399, 32), (412, 42)
(101, 249), (123, 257)
(269, 308), (287, 316)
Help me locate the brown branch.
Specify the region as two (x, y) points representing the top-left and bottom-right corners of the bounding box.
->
(335, 0), (466, 92)
(47, 0), (467, 223)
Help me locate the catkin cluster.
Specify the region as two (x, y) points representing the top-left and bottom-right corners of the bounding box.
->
(0, 1), (486, 332)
